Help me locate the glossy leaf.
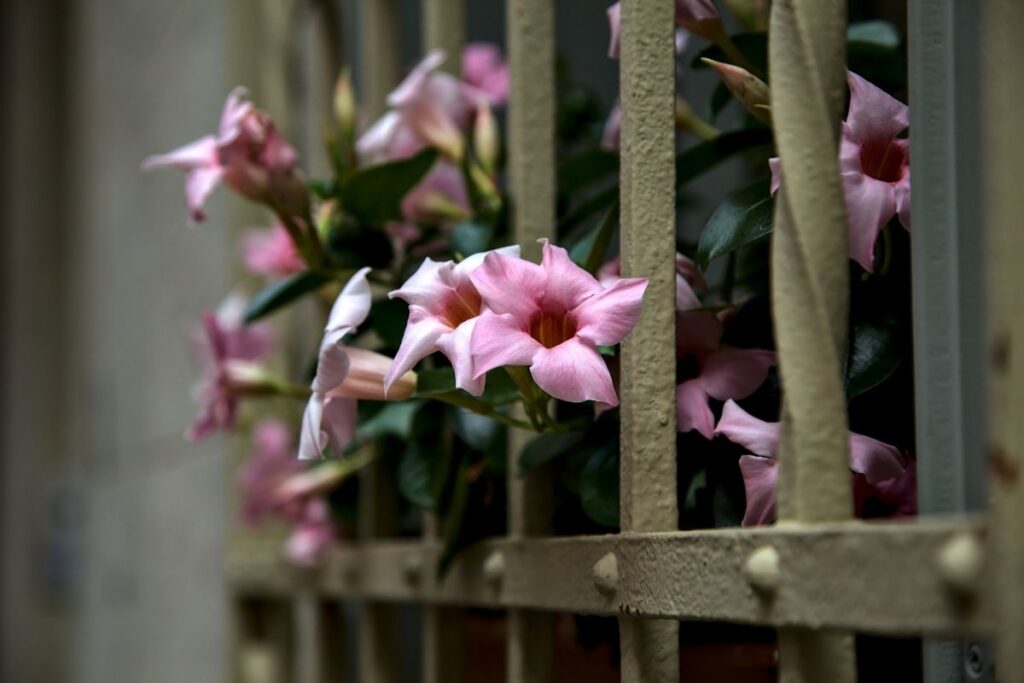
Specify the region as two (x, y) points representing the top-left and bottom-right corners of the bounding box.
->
(847, 20), (900, 49)
(450, 221), (493, 257)
(243, 270), (330, 323)
(398, 443), (436, 509)
(338, 148), (438, 224)
(846, 309), (905, 399)
(696, 177), (774, 269)
(518, 430), (587, 475)
(357, 400), (423, 441)
(579, 444), (619, 528)
(558, 148), (619, 195)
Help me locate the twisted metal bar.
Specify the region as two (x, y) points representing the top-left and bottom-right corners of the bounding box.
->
(768, 0), (855, 680)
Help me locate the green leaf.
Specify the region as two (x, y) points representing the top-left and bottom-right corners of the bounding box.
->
(696, 177), (774, 269)
(691, 32), (768, 74)
(676, 129), (773, 186)
(338, 148), (438, 224)
(308, 178), (336, 200)
(709, 81), (733, 121)
(847, 20), (900, 49)
(580, 200), (619, 274)
(414, 367), (459, 396)
(846, 309), (905, 399)
(450, 221), (493, 257)
(438, 458), (473, 575)
(558, 148), (619, 195)
(579, 445), (620, 528)
(243, 270), (330, 323)
(416, 366), (519, 406)
(518, 430), (586, 475)
(368, 298), (409, 349)
(398, 444), (436, 509)
(357, 401), (424, 441)
(455, 408), (500, 451)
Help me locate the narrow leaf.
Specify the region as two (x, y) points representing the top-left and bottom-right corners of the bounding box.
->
(243, 270), (330, 323)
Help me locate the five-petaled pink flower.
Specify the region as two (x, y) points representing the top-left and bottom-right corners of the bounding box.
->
(237, 419), (303, 527)
(241, 222), (305, 278)
(188, 296), (273, 442)
(714, 400), (910, 526)
(607, 0), (717, 58)
(675, 309), (775, 439)
(299, 268), (416, 460)
(386, 246), (520, 396)
(143, 88), (307, 222)
(770, 71), (910, 272)
(469, 241), (647, 406)
(284, 498), (338, 567)
(461, 43), (510, 107)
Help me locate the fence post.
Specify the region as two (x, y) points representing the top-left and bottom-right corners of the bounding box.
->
(618, 0), (680, 682)
(423, 0), (465, 74)
(767, 0), (856, 681)
(506, 0), (556, 681)
(983, 1), (1024, 680)
(359, 0), (401, 119)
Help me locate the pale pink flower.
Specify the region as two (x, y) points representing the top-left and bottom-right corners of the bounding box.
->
(143, 88), (307, 222)
(284, 498), (337, 567)
(385, 246), (520, 396)
(237, 419), (303, 527)
(770, 71), (910, 272)
(714, 400), (909, 526)
(299, 269), (416, 460)
(675, 310), (775, 438)
(357, 50), (486, 163)
(598, 253), (707, 312)
(187, 296), (273, 441)
(462, 43), (510, 107)
(469, 241), (647, 406)
(601, 102), (622, 151)
(607, 0), (715, 58)
(399, 160), (470, 224)
(241, 222), (304, 278)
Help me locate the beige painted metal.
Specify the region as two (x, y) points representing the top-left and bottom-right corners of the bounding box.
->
(226, 519), (991, 636)
(618, 0), (680, 680)
(423, 0), (465, 74)
(359, 0), (401, 118)
(768, 0), (855, 681)
(506, 0), (557, 682)
(983, 1), (1024, 679)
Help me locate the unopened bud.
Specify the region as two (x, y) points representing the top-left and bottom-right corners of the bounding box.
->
(723, 0), (769, 31)
(333, 69), (357, 137)
(701, 58), (771, 125)
(473, 102), (500, 175)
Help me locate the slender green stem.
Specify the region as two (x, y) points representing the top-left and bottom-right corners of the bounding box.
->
(429, 392), (534, 432)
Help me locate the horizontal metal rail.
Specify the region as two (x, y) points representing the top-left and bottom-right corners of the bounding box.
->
(227, 517), (989, 637)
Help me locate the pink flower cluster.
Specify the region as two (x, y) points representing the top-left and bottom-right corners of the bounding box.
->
(387, 241), (648, 407)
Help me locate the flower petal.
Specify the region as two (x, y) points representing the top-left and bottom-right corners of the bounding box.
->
(298, 395), (327, 460)
(452, 244), (520, 280)
(312, 341), (351, 396)
(388, 258), (454, 308)
(183, 160), (224, 221)
(607, 2), (622, 58)
(529, 338), (618, 405)
(713, 400), (779, 458)
(894, 176), (911, 232)
(470, 250), (544, 319)
(700, 347), (776, 401)
(436, 318), (485, 396)
(842, 171), (897, 272)
(322, 397), (358, 455)
(738, 455), (778, 526)
(601, 101), (621, 151)
(142, 135), (218, 172)
(470, 312), (541, 378)
(540, 240), (603, 311)
(845, 71), (909, 144)
(768, 156), (782, 195)
(676, 379), (714, 438)
(849, 431), (905, 484)
(384, 314), (449, 393)
(676, 310), (724, 356)
(388, 50), (448, 109)
(325, 267), (372, 336)
(575, 277), (648, 346)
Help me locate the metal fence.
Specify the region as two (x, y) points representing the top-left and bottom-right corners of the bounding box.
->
(226, 1), (1024, 681)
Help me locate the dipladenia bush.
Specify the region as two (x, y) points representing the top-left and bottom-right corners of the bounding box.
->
(147, 3), (916, 570)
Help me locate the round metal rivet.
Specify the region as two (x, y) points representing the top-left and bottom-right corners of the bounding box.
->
(938, 532), (983, 595)
(402, 554), (423, 583)
(483, 551), (505, 585)
(592, 552), (619, 596)
(743, 545), (781, 595)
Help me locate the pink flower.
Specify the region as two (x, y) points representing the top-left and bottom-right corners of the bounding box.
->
(714, 400), (909, 526)
(399, 160), (470, 224)
(241, 222), (304, 278)
(143, 88), (307, 222)
(357, 50), (486, 163)
(187, 296), (273, 441)
(770, 72), (910, 272)
(284, 498), (337, 567)
(601, 102), (621, 151)
(462, 43), (509, 107)
(299, 269), (416, 460)
(237, 419), (303, 527)
(598, 253), (707, 312)
(385, 246), (520, 396)
(607, 0), (716, 58)
(469, 241), (647, 406)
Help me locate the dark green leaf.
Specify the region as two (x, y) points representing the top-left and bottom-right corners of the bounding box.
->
(560, 186), (619, 233)
(450, 221), (493, 257)
(691, 32), (768, 75)
(846, 310), (905, 399)
(518, 431), (586, 475)
(357, 401), (423, 441)
(696, 177), (774, 268)
(308, 178), (336, 200)
(368, 298), (409, 349)
(709, 81), (733, 121)
(397, 444), (435, 509)
(558, 148), (619, 195)
(415, 367), (520, 406)
(847, 20), (900, 49)
(579, 445), (620, 528)
(455, 408), (500, 451)
(243, 270), (330, 323)
(338, 148), (438, 224)
(414, 367), (458, 396)
(582, 201), (619, 274)
(676, 129), (773, 186)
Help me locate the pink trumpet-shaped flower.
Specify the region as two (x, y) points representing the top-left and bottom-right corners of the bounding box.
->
(299, 269), (416, 460)
(385, 246), (520, 396)
(770, 71), (910, 272)
(188, 295), (273, 441)
(469, 241), (647, 406)
(284, 498), (338, 567)
(714, 400), (909, 526)
(241, 222), (304, 278)
(143, 88), (307, 222)
(607, 0), (717, 59)
(462, 43), (510, 107)
(237, 419), (303, 527)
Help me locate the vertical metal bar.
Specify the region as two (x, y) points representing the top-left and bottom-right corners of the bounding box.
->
(423, 0), (465, 74)
(907, 2), (990, 681)
(313, 600), (346, 683)
(617, 0), (679, 681)
(359, 0), (401, 119)
(357, 457), (399, 683)
(506, 0), (556, 681)
(232, 597), (296, 683)
(982, 1), (1024, 679)
(767, 0), (855, 681)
